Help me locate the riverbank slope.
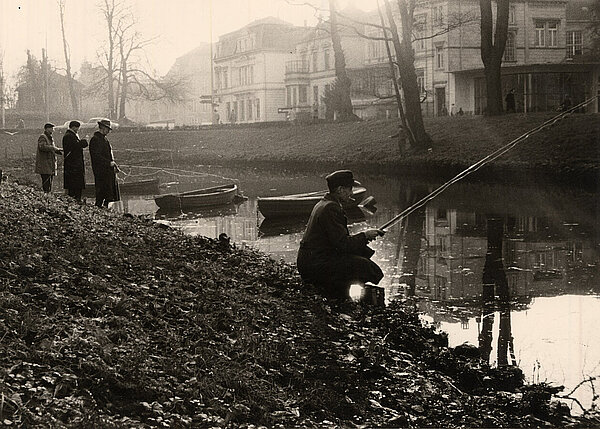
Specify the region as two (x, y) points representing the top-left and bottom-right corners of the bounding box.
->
(0, 180), (597, 427)
(1, 113), (598, 186)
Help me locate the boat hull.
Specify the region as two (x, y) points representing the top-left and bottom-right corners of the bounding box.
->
(257, 187), (367, 219)
(154, 184), (238, 210)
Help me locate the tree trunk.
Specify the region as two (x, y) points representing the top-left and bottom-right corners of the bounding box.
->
(480, 0), (510, 116)
(328, 0), (357, 121)
(384, 0), (431, 150)
(119, 64), (127, 120)
(376, 1), (415, 149)
(58, 0), (79, 117)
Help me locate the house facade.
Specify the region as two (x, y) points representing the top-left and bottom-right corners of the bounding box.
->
(284, 7), (396, 121)
(213, 17), (312, 124)
(282, 0), (598, 119)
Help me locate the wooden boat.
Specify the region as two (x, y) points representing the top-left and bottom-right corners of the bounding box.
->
(258, 206), (367, 236)
(83, 178), (160, 196)
(257, 186), (367, 219)
(154, 183), (238, 210)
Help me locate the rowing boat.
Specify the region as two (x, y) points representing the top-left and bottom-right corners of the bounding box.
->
(257, 186), (367, 219)
(154, 183), (238, 210)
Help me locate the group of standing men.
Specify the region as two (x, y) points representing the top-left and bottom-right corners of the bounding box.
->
(34, 119), (120, 207)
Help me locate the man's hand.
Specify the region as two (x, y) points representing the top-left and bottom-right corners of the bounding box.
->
(364, 229), (385, 242)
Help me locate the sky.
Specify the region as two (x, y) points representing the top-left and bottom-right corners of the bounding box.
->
(0, 0), (377, 85)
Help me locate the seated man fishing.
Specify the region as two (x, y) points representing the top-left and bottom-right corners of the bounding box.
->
(297, 170), (385, 300)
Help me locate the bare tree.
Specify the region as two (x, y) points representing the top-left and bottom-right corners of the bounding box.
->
(382, 0), (431, 150)
(93, 0), (185, 120)
(97, 0), (123, 119)
(327, 0), (357, 121)
(0, 51), (5, 128)
(58, 0), (79, 116)
(480, 0), (510, 115)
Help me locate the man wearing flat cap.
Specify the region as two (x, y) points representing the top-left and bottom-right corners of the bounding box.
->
(89, 119), (120, 208)
(35, 123), (63, 193)
(297, 170), (384, 300)
(62, 121), (88, 201)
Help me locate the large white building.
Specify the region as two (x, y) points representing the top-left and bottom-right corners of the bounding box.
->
(213, 17), (312, 124)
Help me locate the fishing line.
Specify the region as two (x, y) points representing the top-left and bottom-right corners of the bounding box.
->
(117, 164), (240, 183)
(378, 95), (599, 231)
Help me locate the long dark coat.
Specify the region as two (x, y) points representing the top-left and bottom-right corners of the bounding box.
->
(89, 131), (120, 202)
(62, 129), (88, 190)
(297, 193), (383, 297)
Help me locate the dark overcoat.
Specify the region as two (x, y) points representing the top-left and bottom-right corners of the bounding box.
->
(297, 193), (383, 296)
(89, 131), (120, 202)
(62, 129), (88, 190)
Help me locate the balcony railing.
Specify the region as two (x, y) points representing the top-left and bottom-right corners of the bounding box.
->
(285, 60), (309, 74)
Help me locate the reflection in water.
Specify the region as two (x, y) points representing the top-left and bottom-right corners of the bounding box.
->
(112, 165), (599, 412)
(479, 216), (517, 367)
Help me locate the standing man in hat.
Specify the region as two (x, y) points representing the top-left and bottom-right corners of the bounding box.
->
(297, 170), (385, 300)
(62, 121), (88, 201)
(35, 123), (63, 193)
(89, 119), (120, 208)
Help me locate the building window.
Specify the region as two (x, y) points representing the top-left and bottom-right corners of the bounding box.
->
(535, 22), (545, 46)
(222, 70), (228, 89)
(509, 5), (516, 25)
(566, 31), (583, 58)
(292, 87), (297, 106)
(324, 50), (330, 70)
(548, 22), (558, 47)
(504, 32), (516, 61)
(436, 46), (444, 68)
(416, 69), (425, 93)
(312, 51), (319, 72)
(299, 85), (308, 104)
(313, 85), (319, 104)
(287, 87), (292, 106)
(239, 100), (245, 121)
(535, 21), (559, 47)
(247, 99), (252, 120)
(433, 5), (443, 26)
(255, 99), (260, 119)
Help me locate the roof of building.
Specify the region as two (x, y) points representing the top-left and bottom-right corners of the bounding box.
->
(216, 17), (312, 58)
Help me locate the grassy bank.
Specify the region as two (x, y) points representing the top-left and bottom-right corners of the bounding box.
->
(1, 180), (598, 427)
(1, 113), (598, 185)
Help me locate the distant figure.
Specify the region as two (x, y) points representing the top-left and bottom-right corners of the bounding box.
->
(35, 123), (63, 193)
(62, 120), (88, 201)
(450, 103), (456, 116)
(559, 94), (572, 112)
(89, 119), (120, 208)
(16, 119), (25, 129)
(505, 89), (516, 113)
(297, 170), (384, 300)
(458, 107), (464, 116)
(312, 103), (319, 121)
(229, 109), (236, 124)
(440, 105), (448, 116)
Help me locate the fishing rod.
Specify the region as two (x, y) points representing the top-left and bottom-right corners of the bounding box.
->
(378, 95), (599, 232)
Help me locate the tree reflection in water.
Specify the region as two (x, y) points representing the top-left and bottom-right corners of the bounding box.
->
(479, 215), (517, 367)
